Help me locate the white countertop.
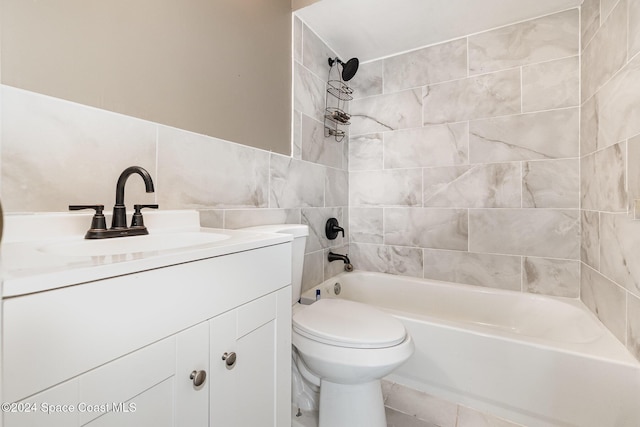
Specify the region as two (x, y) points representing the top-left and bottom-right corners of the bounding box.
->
(1, 211), (291, 297)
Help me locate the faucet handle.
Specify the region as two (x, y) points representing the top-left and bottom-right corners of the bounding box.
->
(69, 204), (104, 212)
(69, 205), (107, 232)
(133, 204), (159, 210)
(325, 218), (344, 240)
(69, 205), (107, 239)
(131, 204), (159, 228)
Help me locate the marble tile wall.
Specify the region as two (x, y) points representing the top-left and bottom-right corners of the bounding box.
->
(349, 8), (581, 299)
(580, 0), (640, 361)
(0, 17), (349, 295)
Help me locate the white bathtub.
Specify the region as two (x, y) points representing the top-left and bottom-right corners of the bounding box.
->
(301, 271), (640, 427)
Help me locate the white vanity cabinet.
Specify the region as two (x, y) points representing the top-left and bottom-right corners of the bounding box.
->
(2, 240), (292, 427)
(209, 287), (291, 427)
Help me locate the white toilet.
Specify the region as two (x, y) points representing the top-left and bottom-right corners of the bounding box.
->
(242, 224), (414, 427)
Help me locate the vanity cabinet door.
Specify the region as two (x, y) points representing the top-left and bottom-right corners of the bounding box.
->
(210, 291), (281, 427)
(175, 322), (210, 426)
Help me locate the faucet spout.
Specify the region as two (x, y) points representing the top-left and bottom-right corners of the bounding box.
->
(328, 252), (353, 272)
(115, 166), (155, 205)
(112, 166), (155, 229)
(328, 252), (350, 264)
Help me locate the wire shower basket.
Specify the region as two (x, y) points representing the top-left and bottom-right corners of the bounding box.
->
(324, 70), (353, 142)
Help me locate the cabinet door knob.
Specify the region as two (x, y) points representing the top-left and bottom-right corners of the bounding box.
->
(222, 352), (237, 369)
(190, 370), (207, 387)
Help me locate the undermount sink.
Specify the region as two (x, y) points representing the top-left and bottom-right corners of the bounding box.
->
(38, 231), (232, 257)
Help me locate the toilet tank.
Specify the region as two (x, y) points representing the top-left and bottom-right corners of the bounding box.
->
(240, 224), (308, 304)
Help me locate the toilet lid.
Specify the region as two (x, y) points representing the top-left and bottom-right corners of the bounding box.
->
(292, 299), (406, 349)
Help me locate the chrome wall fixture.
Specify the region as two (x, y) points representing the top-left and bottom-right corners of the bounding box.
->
(324, 57), (359, 142)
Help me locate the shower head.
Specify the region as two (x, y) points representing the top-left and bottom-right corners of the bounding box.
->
(328, 57), (359, 81)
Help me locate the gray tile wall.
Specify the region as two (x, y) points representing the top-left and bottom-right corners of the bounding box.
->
(581, 0), (640, 360)
(0, 17), (348, 296)
(349, 8), (581, 299)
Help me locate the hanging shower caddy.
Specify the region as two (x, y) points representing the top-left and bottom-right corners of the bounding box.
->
(324, 57), (359, 142)
(324, 79), (352, 142)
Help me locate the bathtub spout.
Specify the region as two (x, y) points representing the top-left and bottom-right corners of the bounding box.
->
(328, 252), (353, 272)
(328, 252), (350, 264)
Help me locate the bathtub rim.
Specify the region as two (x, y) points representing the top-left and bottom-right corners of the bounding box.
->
(302, 270), (640, 367)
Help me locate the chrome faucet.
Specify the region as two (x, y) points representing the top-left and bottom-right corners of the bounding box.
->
(112, 166), (155, 229)
(69, 166), (158, 239)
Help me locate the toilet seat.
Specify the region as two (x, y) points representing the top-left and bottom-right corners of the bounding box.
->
(292, 299), (406, 349)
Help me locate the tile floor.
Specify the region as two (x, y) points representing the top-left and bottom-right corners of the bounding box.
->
(382, 381), (524, 427)
(291, 381), (525, 427)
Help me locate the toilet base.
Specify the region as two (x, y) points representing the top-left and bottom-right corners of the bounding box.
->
(318, 379), (386, 427)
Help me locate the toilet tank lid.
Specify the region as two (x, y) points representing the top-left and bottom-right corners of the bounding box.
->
(240, 224), (309, 238)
